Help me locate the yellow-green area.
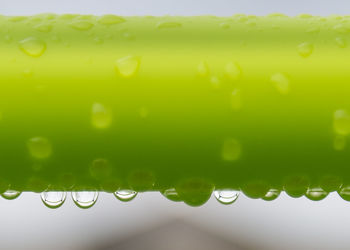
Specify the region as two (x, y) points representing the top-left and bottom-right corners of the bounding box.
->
(1, 14), (350, 206)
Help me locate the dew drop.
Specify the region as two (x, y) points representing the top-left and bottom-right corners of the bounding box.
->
(72, 191), (98, 209)
(270, 72), (290, 95)
(334, 135), (346, 150)
(197, 61), (209, 77)
(221, 138), (241, 161)
(114, 55), (140, 78)
(335, 37), (347, 48)
(1, 190), (21, 200)
(338, 185), (350, 201)
(41, 191), (66, 208)
(333, 109), (350, 135)
(156, 21), (182, 29)
(91, 102), (112, 129)
(161, 188), (181, 202)
(98, 15), (125, 25)
(34, 23), (53, 33)
(69, 21), (93, 31)
(27, 137), (52, 159)
(297, 42), (313, 58)
(214, 190), (239, 205)
(19, 37), (46, 57)
(305, 187), (328, 201)
(225, 62), (242, 81)
(262, 188), (280, 201)
(114, 190), (137, 202)
(230, 89), (242, 111)
(284, 175), (309, 198)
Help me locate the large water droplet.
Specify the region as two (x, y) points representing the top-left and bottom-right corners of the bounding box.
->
(114, 56), (140, 78)
(156, 21), (182, 29)
(230, 89), (242, 111)
(214, 190), (239, 205)
(297, 42), (313, 58)
(305, 187), (328, 201)
(114, 190), (137, 202)
(262, 188), (280, 201)
(19, 37), (46, 57)
(197, 61), (209, 77)
(41, 191), (66, 208)
(1, 190), (21, 200)
(333, 109), (350, 135)
(335, 37), (347, 48)
(71, 191), (98, 209)
(27, 137), (52, 159)
(284, 175), (309, 198)
(98, 15), (125, 25)
(225, 62), (242, 81)
(221, 138), (241, 161)
(270, 72), (290, 95)
(91, 102), (112, 129)
(69, 21), (93, 31)
(161, 188), (181, 202)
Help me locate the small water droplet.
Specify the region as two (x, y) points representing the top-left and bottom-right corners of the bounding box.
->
(335, 37), (347, 48)
(334, 135), (346, 150)
(230, 89), (242, 111)
(91, 102), (112, 129)
(225, 62), (242, 81)
(221, 138), (241, 161)
(90, 158), (112, 180)
(214, 190), (239, 204)
(72, 191), (98, 209)
(262, 188), (280, 201)
(161, 188), (181, 202)
(333, 109), (350, 135)
(270, 72), (290, 95)
(139, 107), (149, 118)
(305, 187), (328, 201)
(27, 137), (52, 159)
(34, 23), (53, 33)
(114, 190), (137, 202)
(338, 185), (350, 201)
(1, 190), (21, 200)
(41, 191), (66, 208)
(69, 21), (93, 31)
(98, 15), (125, 25)
(114, 56), (140, 78)
(197, 61), (209, 77)
(19, 37), (46, 57)
(297, 42), (313, 58)
(156, 21), (182, 29)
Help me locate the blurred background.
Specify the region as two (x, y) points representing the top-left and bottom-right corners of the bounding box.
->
(1, 0), (350, 249)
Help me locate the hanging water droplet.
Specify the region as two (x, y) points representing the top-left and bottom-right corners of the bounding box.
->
(221, 138), (241, 161)
(197, 61), (209, 77)
(225, 62), (242, 81)
(320, 175), (342, 192)
(297, 42), (313, 58)
(91, 102), (112, 129)
(335, 37), (347, 48)
(98, 15), (125, 25)
(214, 190), (239, 205)
(305, 187), (328, 201)
(270, 72), (290, 95)
(71, 191), (98, 209)
(41, 191), (66, 208)
(334, 135), (346, 150)
(27, 137), (52, 159)
(241, 181), (270, 199)
(114, 190), (137, 202)
(114, 56), (140, 78)
(69, 21), (93, 31)
(284, 175), (309, 198)
(19, 37), (46, 57)
(333, 109), (350, 135)
(156, 21), (182, 29)
(262, 188), (280, 201)
(230, 89), (242, 111)
(1, 190), (21, 200)
(34, 23), (53, 33)
(161, 188), (181, 202)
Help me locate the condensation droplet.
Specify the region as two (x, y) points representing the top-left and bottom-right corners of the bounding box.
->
(333, 109), (350, 135)
(41, 191), (66, 208)
(262, 188), (280, 201)
(19, 37), (46, 57)
(305, 187), (328, 201)
(114, 56), (140, 78)
(161, 188), (181, 202)
(214, 190), (239, 205)
(297, 42), (313, 58)
(334, 135), (346, 150)
(114, 190), (137, 202)
(72, 191), (98, 209)
(156, 21), (182, 29)
(221, 138), (241, 161)
(230, 89), (242, 111)
(91, 103), (112, 129)
(69, 21), (93, 31)
(1, 190), (21, 200)
(197, 61), (209, 77)
(270, 72), (290, 95)
(225, 62), (242, 81)
(98, 15), (125, 25)
(335, 37), (347, 48)
(27, 137), (52, 159)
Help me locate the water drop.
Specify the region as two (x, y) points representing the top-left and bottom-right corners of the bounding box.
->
(333, 109), (350, 135)
(197, 61), (209, 77)
(89, 158), (112, 180)
(214, 190), (239, 205)
(114, 55), (140, 78)
(69, 21), (93, 31)
(34, 23), (52, 33)
(114, 190), (137, 202)
(334, 135), (346, 150)
(230, 89), (242, 111)
(305, 187), (328, 201)
(241, 181), (270, 199)
(91, 102), (112, 129)
(72, 191), (98, 209)
(270, 72), (290, 95)
(225, 62), (242, 81)
(335, 37), (347, 48)
(284, 175), (309, 198)
(98, 15), (125, 25)
(221, 138), (241, 161)
(297, 42), (313, 58)
(156, 21), (182, 29)
(1, 190), (21, 200)
(27, 137), (52, 159)
(161, 188), (181, 202)
(320, 175), (342, 192)
(262, 188), (280, 201)
(41, 191), (66, 208)
(338, 185), (350, 201)
(19, 37), (46, 57)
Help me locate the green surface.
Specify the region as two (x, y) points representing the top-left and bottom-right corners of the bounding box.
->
(1, 14), (350, 206)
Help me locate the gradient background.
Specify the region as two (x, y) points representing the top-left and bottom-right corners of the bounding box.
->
(1, 0), (350, 249)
